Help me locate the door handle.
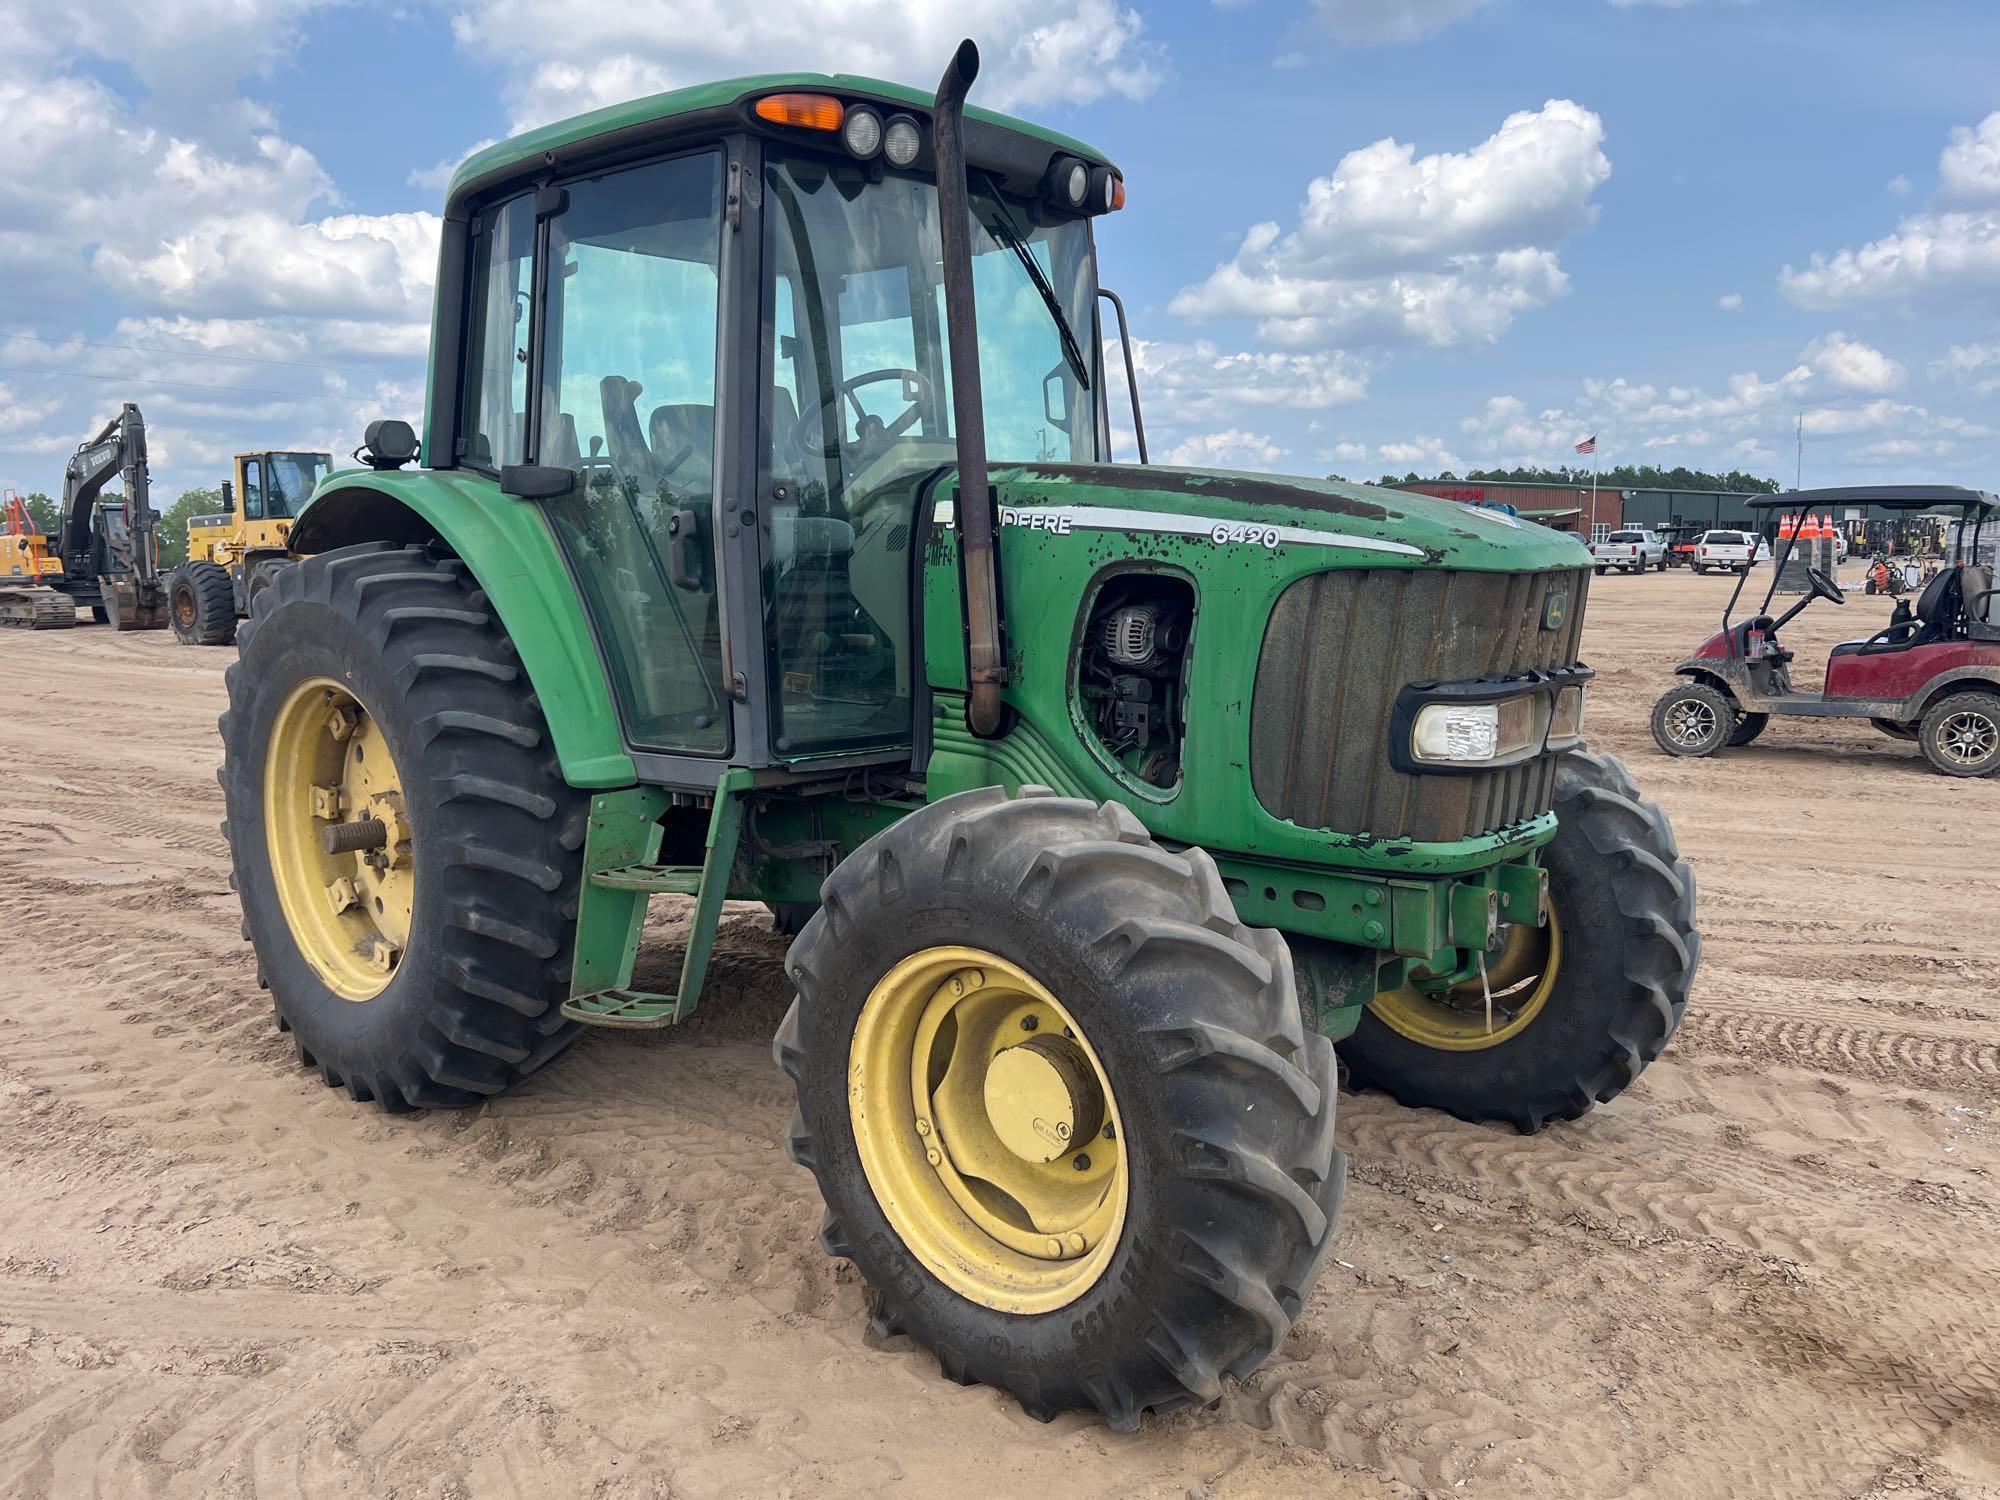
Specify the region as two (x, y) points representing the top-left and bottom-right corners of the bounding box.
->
(667, 508), (705, 591)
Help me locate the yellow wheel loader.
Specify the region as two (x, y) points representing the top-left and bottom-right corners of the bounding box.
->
(167, 450), (330, 646)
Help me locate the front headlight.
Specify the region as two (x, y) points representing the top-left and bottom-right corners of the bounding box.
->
(1410, 694), (1548, 767)
(1546, 684), (1587, 749)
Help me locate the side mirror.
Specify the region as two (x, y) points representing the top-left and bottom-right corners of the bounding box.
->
(499, 464), (575, 501)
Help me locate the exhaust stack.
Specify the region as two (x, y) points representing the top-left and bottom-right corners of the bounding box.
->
(932, 39), (1007, 738)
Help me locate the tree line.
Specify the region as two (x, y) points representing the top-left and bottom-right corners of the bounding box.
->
(10, 487), (226, 569)
(1338, 463), (1783, 494)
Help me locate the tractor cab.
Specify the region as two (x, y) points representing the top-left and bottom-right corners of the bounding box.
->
(1652, 485), (2000, 776)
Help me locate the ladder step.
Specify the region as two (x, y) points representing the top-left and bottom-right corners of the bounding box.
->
(589, 863), (703, 894)
(561, 989), (686, 1029)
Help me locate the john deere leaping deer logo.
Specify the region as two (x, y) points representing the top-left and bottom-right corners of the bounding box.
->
(1542, 592), (1569, 631)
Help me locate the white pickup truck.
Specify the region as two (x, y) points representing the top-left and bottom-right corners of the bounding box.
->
(1693, 529), (1759, 574)
(1592, 529), (1667, 574)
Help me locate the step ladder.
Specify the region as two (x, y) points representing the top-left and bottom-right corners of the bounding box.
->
(558, 771), (750, 1031)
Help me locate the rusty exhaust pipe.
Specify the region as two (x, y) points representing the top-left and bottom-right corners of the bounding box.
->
(933, 39), (1008, 737)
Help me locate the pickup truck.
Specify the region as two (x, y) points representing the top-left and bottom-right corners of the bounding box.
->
(1592, 529), (1667, 574)
(1692, 529), (1759, 574)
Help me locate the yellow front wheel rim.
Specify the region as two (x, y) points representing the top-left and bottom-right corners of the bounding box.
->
(263, 677), (415, 1002)
(1370, 912), (1562, 1052)
(848, 946), (1128, 1314)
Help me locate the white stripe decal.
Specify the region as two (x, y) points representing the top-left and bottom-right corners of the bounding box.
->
(927, 500), (1427, 558)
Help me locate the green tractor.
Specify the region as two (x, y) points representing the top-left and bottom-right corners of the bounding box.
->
(219, 43), (1697, 1430)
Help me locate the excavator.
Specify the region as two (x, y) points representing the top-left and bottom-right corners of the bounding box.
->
(0, 403), (169, 631)
(2, 489), (68, 628)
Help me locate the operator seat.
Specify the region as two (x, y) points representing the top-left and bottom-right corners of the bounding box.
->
(1962, 563), (1998, 641)
(1909, 566), (1964, 645)
(600, 376), (659, 491)
(647, 404), (715, 491)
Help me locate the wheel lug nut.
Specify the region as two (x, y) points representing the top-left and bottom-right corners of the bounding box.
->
(1101, 1123), (1115, 1141)
(1073, 1153), (1091, 1172)
(925, 1147), (942, 1167)
(914, 1118), (931, 1136)
(1045, 1237), (1063, 1257)
(1020, 1015), (1038, 1032)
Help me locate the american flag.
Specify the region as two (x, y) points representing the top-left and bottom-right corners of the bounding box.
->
(1575, 435), (1597, 455)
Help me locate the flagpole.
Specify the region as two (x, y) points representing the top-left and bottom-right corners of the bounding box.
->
(1591, 442), (1600, 530)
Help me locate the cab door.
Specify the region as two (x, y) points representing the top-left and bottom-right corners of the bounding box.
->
(461, 150), (735, 758)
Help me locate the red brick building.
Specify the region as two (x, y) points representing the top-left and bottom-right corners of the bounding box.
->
(1391, 480), (1624, 536)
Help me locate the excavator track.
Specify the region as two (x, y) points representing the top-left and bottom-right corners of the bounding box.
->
(0, 591), (77, 629)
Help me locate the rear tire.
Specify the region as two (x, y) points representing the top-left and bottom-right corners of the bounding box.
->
(1338, 751), (1696, 1133)
(220, 541), (589, 1110)
(1727, 712), (1769, 747)
(1918, 691), (2000, 777)
(777, 786), (1343, 1429)
(169, 560), (238, 646)
(1650, 681), (1734, 757)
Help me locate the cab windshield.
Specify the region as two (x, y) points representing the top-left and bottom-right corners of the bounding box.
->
(260, 453), (332, 519)
(760, 152), (1100, 756)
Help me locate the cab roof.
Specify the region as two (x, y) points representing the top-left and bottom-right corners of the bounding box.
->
(1751, 484), (2000, 516)
(447, 70), (1115, 205)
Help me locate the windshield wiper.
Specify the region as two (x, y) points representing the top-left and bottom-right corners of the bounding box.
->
(977, 180), (1090, 391)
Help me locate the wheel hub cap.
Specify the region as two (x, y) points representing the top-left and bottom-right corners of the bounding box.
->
(848, 947), (1128, 1313)
(263, 678), (413, 1001)
(1369, 912), (1563, 1051)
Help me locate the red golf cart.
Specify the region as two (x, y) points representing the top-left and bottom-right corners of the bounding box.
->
(1650, 485), (2000, 777)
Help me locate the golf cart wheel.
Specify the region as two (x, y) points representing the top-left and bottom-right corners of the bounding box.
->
(1339, 750), (1697, 1134)
(776, 785), (1343, 1430)
(1650, 681), (1734, 757)
(1727, 712), (1769, 747)
(219, 541), (588, 1110)
(1595, 566), (1606, 576)
(168, 560), (237, 646)
(1918, 691), (2000, 778)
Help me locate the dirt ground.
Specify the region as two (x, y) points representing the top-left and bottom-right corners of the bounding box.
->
(2, 568), (1996, 1499)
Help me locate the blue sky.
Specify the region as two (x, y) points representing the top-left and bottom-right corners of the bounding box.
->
(4, 0), (1999, 498)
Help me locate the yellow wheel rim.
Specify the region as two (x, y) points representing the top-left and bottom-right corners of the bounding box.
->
(263, 677), (415, 1002)
(848, 946), (1128, 1314)
(1369, 912), (1562, 1052)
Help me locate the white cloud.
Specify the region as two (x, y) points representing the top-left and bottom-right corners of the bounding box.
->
(1858, 438), (1927, 457)
(1781, 111), (2000, 309)
(1127, 338), (1371, 418)
(1327, 440), (1370, 462)
(1375, 435), (1467, 472)
(1310, 0), (1492, 44)
(1170, 100), (1608, 349)
(1888, 174), (1913, 197)
(95, 211), (441, 327)
(447, 0), (1166, 131)
(1939, 111), (2000, 204)
(1717, 292), (1743, 311)
(1165, 429), (1286, 469)
(1802, 331), (1906, 393)
(409, 140), (502, 194)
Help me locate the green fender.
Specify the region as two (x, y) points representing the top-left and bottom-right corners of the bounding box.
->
(289, 467), (636, 788)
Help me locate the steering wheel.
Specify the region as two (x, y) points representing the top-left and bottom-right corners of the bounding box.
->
(806, 368), (932, 463)
(1806, 566), (1847, 606)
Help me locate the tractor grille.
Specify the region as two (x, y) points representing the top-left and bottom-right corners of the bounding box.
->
(1249, 567), (1590, 842)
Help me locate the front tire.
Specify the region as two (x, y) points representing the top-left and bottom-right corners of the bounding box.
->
(1339, 751), (1696, 1133)
(220, 541), (588, 1109)
(169, 560), (237, 646)
(1650, 680), (1734, 757)
(1919, 691), (2000, 777)
(776, 786), (1343, 1429)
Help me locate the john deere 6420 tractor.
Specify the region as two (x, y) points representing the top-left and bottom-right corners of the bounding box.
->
(221, 43), (1698, 1430)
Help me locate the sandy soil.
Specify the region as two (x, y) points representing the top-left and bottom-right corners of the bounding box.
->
(1, 569), (1996, 1499)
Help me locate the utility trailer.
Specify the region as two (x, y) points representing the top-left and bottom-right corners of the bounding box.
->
(218, 43), (1699, 1429)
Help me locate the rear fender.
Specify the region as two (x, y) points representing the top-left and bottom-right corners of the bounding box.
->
(289, 471), (634, 789)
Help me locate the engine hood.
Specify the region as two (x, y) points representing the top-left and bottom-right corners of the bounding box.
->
(980, 462), (1591, 573)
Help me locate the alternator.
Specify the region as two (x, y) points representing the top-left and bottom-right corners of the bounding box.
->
(1102, 604), (1160, 668)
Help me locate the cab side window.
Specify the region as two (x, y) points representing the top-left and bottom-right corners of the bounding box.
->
(461, 194), (535, 471)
